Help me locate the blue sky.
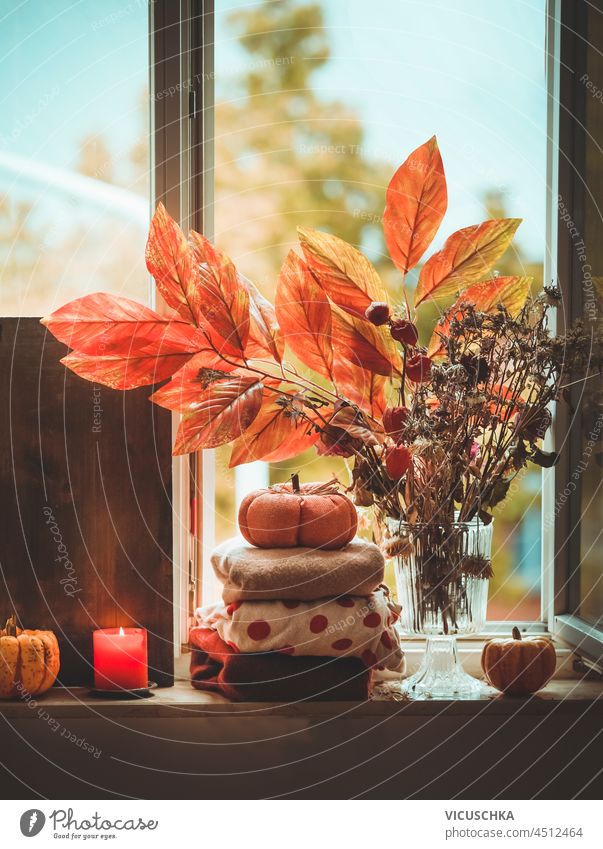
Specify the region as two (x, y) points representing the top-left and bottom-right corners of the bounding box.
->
(1, 0), (546, 260)
(0, 0), (148, 176)
(323, 0), (547, 257)
(215, 0), (547, 259)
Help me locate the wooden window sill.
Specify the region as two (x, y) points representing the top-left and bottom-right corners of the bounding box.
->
(0, 678), (600, 720)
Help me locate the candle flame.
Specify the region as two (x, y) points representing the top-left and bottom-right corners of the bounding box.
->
(119, 626), (125, 636)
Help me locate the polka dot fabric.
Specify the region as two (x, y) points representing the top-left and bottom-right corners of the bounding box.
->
(195, 588), (403, 670)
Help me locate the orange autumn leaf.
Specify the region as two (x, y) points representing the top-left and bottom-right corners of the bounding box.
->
(173, 376), (263, 454)
(331, 305), (401, 377)
(298, 226), (388, 319)
(428, 275), (532, 358)
(415, 218), (522, 306)
(384, 135), (447, 276)
(275, 250), (334, 381)
(61, 351), (196, 391)
(145, 203), (200, 326)
(40, 293), (204, 358)
(333, 358), (388, 421)
(149, 351), (256, 411)
(245, 278), (284, 363)
(229, 397), (319, 466)
(189, 231), (250, 357)
(488, 383), (525, 415)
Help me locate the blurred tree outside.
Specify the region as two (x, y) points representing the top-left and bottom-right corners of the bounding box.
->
(213, 0), (394, 292)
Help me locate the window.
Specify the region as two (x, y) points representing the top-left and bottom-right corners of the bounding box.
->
(0, 0), (150, 316)
(208, 0), (549, 622)
(6, 1), (596, 658)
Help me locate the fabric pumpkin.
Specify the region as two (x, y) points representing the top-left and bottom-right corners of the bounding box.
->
(481, 627), (556, 696)
(0, 616), (60, 699)
(238, 476), (357, 550)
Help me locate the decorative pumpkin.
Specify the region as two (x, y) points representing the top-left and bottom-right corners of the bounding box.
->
(0, 616), (60, 699)
(481, 627), (556, 696)
(238, 475), (358, 550)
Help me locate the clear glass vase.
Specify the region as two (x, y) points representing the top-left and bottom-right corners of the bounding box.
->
(387, 517), (493, 699)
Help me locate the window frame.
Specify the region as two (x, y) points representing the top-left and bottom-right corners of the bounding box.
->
(548, 0), (603, 665)
(152, 0), (600, 651)
(150, 0), (218, 651)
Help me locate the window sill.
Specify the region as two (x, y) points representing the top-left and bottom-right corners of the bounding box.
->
(399, 639), (576, 679)
(0, 676), (600, 720)
(2, 640), (594, 721)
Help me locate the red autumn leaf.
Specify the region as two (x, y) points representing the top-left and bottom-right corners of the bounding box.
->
(189, 230), (250, 357)
(275, 250), (334, 380)
(333, 358), (388, 421)
(229, 396), (319, 466)
(61, 351), (194, 391)
(427, 275), (532, 358)
(298, 227), (389, 319)
(415, 218), (522, 306)
(41, 293), (204, 358)
(173, 376), (263, 454)
(331, 305), (401, 377)
(145, 203), (200, 326)
(245, 279), (284, 363)
(384, 135), (447, 276)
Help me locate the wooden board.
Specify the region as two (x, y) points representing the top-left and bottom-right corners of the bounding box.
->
(0, 318), (174, 686)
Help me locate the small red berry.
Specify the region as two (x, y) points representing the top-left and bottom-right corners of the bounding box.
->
(385, 445), (412, 480)
(365, 301), (390, 326)
(382, 406), (410, 440)
(406, 353), (432, 383)
(390, 319), (419, 346)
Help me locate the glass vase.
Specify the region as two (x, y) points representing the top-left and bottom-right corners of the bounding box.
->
(388, 517), (493, 699)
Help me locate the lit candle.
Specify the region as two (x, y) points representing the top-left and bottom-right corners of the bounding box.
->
(93, 627), (148, 690)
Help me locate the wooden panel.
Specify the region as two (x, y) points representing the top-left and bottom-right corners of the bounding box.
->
(0, 318), (174, 686)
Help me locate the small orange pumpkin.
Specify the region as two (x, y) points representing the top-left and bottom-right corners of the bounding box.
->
(481, 627), (556, 696)
(239, 475), (358, 550)
(0, 616), (60, 699)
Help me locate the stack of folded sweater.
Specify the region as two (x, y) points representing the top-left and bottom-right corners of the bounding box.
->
(190, 535), (403, 702)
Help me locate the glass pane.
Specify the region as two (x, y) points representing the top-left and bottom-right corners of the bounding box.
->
(213, 0), (547, 620)
(0, 0), (150, 317)
(577, 2), (603, 628)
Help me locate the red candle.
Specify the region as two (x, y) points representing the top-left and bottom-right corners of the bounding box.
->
(93, 627), (148, 690)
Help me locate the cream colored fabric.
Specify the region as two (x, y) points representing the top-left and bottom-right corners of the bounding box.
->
(211, 536), (385, 603)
